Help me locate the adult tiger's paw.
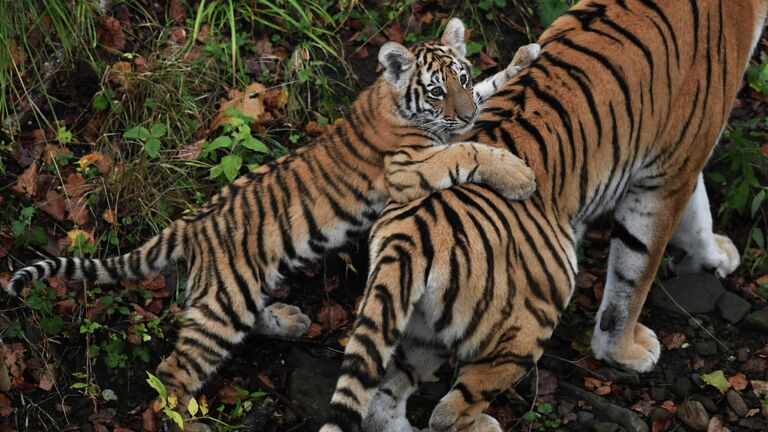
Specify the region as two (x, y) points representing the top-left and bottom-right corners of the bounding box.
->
(592, 323), (660, 373)
(675, 234), (740, 278)
(481, 148), (536, 200)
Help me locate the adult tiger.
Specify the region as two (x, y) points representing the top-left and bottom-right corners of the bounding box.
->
(322, 1), (766, 431)
(5, 19), (540, 431)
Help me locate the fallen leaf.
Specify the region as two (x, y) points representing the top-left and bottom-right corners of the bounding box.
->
(217, 385), (241, 404)
(109, 61), (132, 88)
(63, 173), (96, 197)
(38, 190), (66, 221)
(66, 195), (90, 225)
(66, 229), (95, 246)
(652, 413), (671, 432)
(168, 0), (186, 24)
(264, 86), (289, 109)
(661, 400), (676, 413)
(729, 373), (749, 391)
(178, 142), (203, 161)
(141, 405), (160, 432)
(385, 21), (404, 43)
(662, 332), (686, 350)
(751, 380), (768, 397)
(258, 373), (274, 389)
(49, 277), (67, 297)
(98, 16), (126, 52)
(0, 393), (13, 417)
(476, 51), (498, 71)
(210, 83), (266, 131)
(304, 323), (323, 339)
(1, 344), (26, 390)
(13, 129), (46, 167)
(701, 370), (731, 394)
(12, 161), (39, 197)
(762, 143), (768, 159)
(317, 300), (348, 331)
(37, 367), (55, 392)
(102, 209), (117, 225)
(43, 144), (69, 165)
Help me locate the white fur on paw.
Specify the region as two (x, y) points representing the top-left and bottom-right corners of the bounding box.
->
(266, 303), (311, 337)
(675, 234), (740, 278)
(473, 414), (502, 432)
(713, 234), (740, 277)
(591, 324), (660, 373)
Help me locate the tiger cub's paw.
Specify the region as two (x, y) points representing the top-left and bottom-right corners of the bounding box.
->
(480, 148), (536, 200)
(472, 414), (502, 432)
(506, 43), (541, 77)
(260, 302), (311, 338)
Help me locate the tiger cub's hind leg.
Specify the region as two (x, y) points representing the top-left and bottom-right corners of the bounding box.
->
(670, 174), (740, 277)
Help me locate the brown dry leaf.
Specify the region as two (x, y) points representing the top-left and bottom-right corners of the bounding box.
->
(476, 51), (498, 71)
(142, 405), (160, 432)
(38, 190), (66, 221)
(662, 332), (686, 350)
(168, 0), (186, 24)
(66, 195), (90, 225)
(109, 61), (132, 88)
(114, 428), (134, 432)
(140, 275), (166, 291)
(662, 400), (676, 413)
(0, 393), (13, 417)
(729, 373), (749, 391)
(13, 161), (39, 197)
(66, 229), (95, 246)
(178, 142), (203, 161)
(168, 27), (187, 46)
(305, 121), (330, 137)
(304, 323), (323, 340)
(385, 21), (404, 43)
(631, 399), (653, 416)
(217, 385), (241, 404)
(133, 55), (148, 73)
(48, 277), (67, 297)
(258, 373), (275, 389)
(0, 360), (10, 392)
(652, 413), (671, 432)
(761, 143), (768, 158)
(756, 275), (768, 287)
(43, 144), (69, 165)
(264, 86), (289, 109)
(98, 16), (126, 52)
(14, 129), (46, 167)
(37, 367), (55, 392)
(63, 173), (96, 197)
(55, 298), (76, 315)
(324, 275), (339, 293)
(210, 83), (267, 131)
(1, 344), (25, 390)
(318, 300), (349, 331)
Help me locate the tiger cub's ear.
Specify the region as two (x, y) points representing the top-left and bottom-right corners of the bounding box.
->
(379, 42), (415, 88)
(441, 18), (467, 58)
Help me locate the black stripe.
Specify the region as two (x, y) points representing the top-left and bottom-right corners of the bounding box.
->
(611, 220), (648, 253)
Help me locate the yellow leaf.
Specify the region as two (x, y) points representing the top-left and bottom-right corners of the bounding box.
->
(167, 393), (178, 409)
(209, 82), (266, 131)
(187, 397), (198, 417)
(338, 336), (350, 347)
(66, 229), (95, 245)
(701, 370), (731, 394)
(77, 152), (101, 170)
(199, 394), (209, 416)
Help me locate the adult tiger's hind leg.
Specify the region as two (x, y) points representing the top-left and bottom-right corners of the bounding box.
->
(591, 179), (699, 373)
(364, 315), (449, 432)
(670, 174), (740, 277)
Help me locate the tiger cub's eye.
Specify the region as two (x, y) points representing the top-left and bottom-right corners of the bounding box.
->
(429, 87), (445, 98)
(459, 74), (469, 86)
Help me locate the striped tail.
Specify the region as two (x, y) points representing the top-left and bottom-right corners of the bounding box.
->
(320, 232), (426, 432)
(5, 219), (188, 296)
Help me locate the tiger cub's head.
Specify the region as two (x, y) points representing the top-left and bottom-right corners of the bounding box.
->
(378, 18), (478, 137)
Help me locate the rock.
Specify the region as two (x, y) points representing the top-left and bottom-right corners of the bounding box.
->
(695, 341), (719, 356)
(691, 373), (705, 388)
(738, 417), (768, 430)
(737, 348), (750, 362)
(743, 311), (768, 332)
(578, 411), (596, 424)
(651, 274), (725, 315)
(707, 416), (727, 432)
(674, 376), (693, 398)
(717, 292), (752, 323)
(592, 422), (619, 432)
(726, 390), (748, 417)
(650, 387), (667, 401)
(690, 393), (717, 413)
(596, 367), (640, 385)
(560, 382), (648, 432)
(286, 347), (341, 429)
(676, 400), (710, 431)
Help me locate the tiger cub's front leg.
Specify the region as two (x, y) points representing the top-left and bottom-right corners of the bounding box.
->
(473, 43), (540, 105)
(384, 142), (536, 203)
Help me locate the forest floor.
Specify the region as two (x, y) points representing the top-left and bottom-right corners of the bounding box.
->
(1, 1), (768, 432)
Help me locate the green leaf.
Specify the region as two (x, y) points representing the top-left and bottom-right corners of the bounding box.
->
(209, 164), (223, 180)
(752, 189), (766, 217)
(31, 226), (48, 246)
(40, 315), (64, 335)
(537, 0), (571, 27)
(752, 227), (765, 250)
(188, 397), (199, 417)
(164, 407), (184, 429)
(537, 403), (553, 415)
(465, 41), (483, 58)
(205, 136), (233, 152)
(731, 181), (751, 213)
(102, 389), (118, 401)
(150, 123), (167, 138)
(522, 411), (538, 422)
(144, 138), (161, 157)
(701, 370), (731, 394)
(241, 137), (269, 153)
(221, 154), (243, 182)
(71, 382), (88, 389)
(124, 126), (151, 140)
(146, 371), (168, 403)
(93, 94), (109, 111)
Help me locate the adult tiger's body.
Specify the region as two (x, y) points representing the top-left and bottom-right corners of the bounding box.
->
(322, 1), (767, 431)
(5, 20), (540, 430)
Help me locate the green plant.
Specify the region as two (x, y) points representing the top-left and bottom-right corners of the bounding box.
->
(201, 108), (274, 181)
(522, 402), (564, 431)
(123, 123), (168, 158)
(747, 60), (768, 96)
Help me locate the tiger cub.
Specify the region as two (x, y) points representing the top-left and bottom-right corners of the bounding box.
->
(5, 18), (538, 431)
(322, 1), (765, 431)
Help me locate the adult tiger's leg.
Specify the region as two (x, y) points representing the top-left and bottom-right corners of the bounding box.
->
(591, 179), (699, 373)
(428, 344), (540, 432)
(253, 302), (311, 337)
(364, 316), (448, 432)
(670, 173), (740, 277)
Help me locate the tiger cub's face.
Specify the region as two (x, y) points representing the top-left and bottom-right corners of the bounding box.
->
(379, 18), (478, 137)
